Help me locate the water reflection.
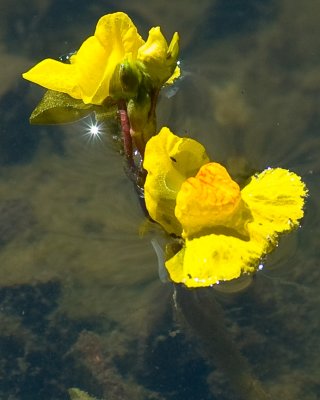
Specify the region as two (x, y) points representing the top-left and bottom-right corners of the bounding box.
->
(0, 0), (319, 399)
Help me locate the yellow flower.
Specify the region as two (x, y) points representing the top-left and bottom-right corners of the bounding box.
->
(137, 27), (180, 86)
(144, 127), (307, 288)
(22, 12), (179, 105)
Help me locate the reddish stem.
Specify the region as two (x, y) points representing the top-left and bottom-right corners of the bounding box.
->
(118, 100), (133, 162)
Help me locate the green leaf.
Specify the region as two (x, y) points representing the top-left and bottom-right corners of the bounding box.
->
(94, 108), (117, 124)
(29, 90), (94, 124)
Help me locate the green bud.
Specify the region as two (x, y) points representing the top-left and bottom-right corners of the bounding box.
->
(109, 61), (144, 99)
(119, 61), (142, 95)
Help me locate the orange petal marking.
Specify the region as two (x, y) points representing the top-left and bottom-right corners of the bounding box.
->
(175, 162), (241, 236)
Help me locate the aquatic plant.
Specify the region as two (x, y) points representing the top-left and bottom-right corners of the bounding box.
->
(23, 12), (179, 157)
(22, 11), (307, 400)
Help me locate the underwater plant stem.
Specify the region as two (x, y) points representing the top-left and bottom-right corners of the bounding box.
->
(118, 100), (133, 163)
(174, 285), (271, 400)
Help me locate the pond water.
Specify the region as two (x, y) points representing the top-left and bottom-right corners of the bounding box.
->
(0, 0), (319, 399)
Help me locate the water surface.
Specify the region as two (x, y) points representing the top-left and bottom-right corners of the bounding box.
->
(0, 0), (319, 399)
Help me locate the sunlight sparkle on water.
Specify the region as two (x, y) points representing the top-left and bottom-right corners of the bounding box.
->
(82, 117), (104, 143)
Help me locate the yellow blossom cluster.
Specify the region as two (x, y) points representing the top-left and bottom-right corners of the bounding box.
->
(22, 12), (179, 105)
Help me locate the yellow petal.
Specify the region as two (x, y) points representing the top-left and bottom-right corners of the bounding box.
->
(166, 233), (261, 288)
(165, 65), (181, 86)
(143, 127), (210, 235)
(241, 168), (307, 236)
(175, 162), (241, 237)
(22, 59), (81, 99)
(68, 35), (113, 104)
(168, 32), (179, 62)
(163, 33), (180, 85)
(138, 27), (167, 63)
(94, 12), (144, 56)
(138, 28), (179, 85)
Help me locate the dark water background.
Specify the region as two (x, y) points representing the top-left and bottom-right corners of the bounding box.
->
(0, 0), (319, 399)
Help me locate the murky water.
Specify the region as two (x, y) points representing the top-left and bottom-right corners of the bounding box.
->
(1, 0), (319, 399)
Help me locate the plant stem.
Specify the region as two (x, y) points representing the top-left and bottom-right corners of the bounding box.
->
(117, 100), (133, 163)
(174, 285), (271, 400)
